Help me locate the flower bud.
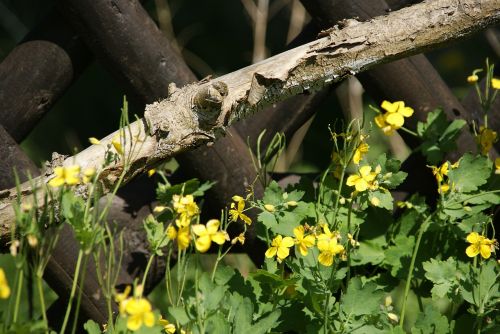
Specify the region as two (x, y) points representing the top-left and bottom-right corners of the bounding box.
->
(264, 204), (275, 212)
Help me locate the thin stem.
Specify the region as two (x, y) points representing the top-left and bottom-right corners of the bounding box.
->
(12, 268), (24, 323)
(71, 254), (90, 334)
(36, 274), (48, 332)
(399, 215), (432, 328)
(141, 254), (156, 292)
(60, 250), (83, 334)
(346, 199), (354, 285)
(399, 126), (419, 137)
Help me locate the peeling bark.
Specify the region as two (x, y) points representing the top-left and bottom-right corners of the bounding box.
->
(1, 0), (498, 239)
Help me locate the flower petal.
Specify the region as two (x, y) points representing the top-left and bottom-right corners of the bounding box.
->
(281, 237), (295, 248)
(211, 232), (227, 245)
(385, 112), (404, 127)
(206, 219), (220, 233)
(465, 244), (479, 258)
(480, 245), (491, 259)
(195, 235), (211, 253)
(191, 224), (207, 236)
(265, 247), (277, 258)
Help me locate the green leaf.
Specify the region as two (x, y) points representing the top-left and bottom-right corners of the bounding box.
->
(168, 306), (190, 325)
(156, 178), (213, 203)
(262, 180), (284, 205)
(351, 236), (386, 266)
(383, 235), (415, 278)
(368, 190), (393, 211)
(206, 313), (231, 334)
(460, 260), (500, 308)
(423, 258), (462, 299)
(250, 310), (281, 334)
(341, 277), (383, 316)
(84, 321), (101, 334)
(411, 304), (450, 334)
(448, 154), (492, 193)
(416, 109), (466, 164)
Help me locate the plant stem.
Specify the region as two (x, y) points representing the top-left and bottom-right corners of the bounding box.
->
(399, 126), (419, 137)
(60, 250), (83, 334)
(71, 253), (90, 334)
(36, 274), (48, 332)
(12, 268), (24, 324)
(399, 215), (432, 328)
(141, 253), (156, 292)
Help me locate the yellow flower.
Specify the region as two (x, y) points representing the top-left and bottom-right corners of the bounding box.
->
(82, 167), (96, 183)
(346, 165), (379, 192)
(172, 195), (199, 219)
(476, 126), (498, 155)
(375, 101), (414, 135)
(159, 316), (176, 333)
(112, 135), (124, 155)
(492, 78), (500, 89)
(353, 142), (369, 165)
(316, 226), (344, 266)
(148, 169), (156, 177)
(229, 196), (252, 225)
(265, 235), (294, 263)
(164, 225), (190, 250)
(124, 298), (155, 331)
(466, 232), (495, 259)
(381, 101), (414, 127)
(166, 225), (177, 240)
(231, 233), (245, 245)
(293, 225), (315, 256)
(48, 165), (81, 187)
(286, 201), (298, 207)
(439, 183), (450, 194)
(89, 137), (101, 145)
(495, 157), (500, 175)
(0, 268), (11, 299)
(192, 219), (227, 253)
(115, 285), (131, 314)
(430, 162), (449, 183)
(175, 215), (191, 228)
(176, 226), (191, 251)
(467, 74), (478, 83)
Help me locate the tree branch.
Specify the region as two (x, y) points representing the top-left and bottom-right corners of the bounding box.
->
(1, 0), (498, 239)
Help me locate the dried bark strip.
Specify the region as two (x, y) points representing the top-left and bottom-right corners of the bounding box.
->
(0, 0), (498, 238)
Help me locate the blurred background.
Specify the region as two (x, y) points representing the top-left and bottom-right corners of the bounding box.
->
(0, 0), (498, 173)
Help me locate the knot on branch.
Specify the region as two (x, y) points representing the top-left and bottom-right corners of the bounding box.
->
(193, 81), (228, 129)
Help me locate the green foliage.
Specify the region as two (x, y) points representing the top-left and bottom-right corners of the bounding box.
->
(416, 109), (466, 164)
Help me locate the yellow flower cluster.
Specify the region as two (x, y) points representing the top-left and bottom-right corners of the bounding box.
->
(115, 286), (156, 331)
(476, 126), (497, 156)
(229, 195), (252, 225)
(48, 165), (96, 188)
(465, 232), (496, 259)
(265, 224), (345, 267)
(164, 194), (229, 253)
(429, 161), (458, 194)
(375, 101), (414, 136)
(0, 268), (10, 299)
(163, 194), (199, 250)
(353, 142), (369, 165)
(346, 165), (381, 192)
(192, 219), (228, 253)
